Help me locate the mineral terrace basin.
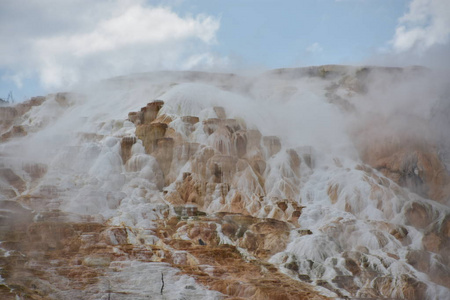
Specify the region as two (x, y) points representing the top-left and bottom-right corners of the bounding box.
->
(0, 67), (449, 299)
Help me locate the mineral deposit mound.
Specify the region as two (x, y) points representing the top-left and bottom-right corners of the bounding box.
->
(1, 66), (449, 299)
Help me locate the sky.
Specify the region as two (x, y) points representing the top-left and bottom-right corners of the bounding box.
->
(0, 0), (449, 101)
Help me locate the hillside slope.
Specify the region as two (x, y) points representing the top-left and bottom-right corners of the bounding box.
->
(0, 66), (449, 299)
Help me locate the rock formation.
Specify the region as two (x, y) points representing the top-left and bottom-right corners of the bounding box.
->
(0, 67), (449, 299)
(354, 117), (450, 204)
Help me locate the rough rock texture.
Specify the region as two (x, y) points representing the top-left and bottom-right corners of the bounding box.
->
(120, 136), (137, 164)
(0, 203), (328, 300)
(0, 96), (46, 140)
(354, 117), (450, 205)
(0, 98), (330, 299)
(130, 100), (450, 299)
(1, 67), (450, 299)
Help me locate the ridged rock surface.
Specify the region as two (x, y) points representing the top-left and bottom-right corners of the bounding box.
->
(0, 66), (449, 299)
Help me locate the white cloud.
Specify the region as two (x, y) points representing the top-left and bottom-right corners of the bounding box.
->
(0, 0), (224, 89)
(391, 0), (450, 53)
(306, 42), (323, 53)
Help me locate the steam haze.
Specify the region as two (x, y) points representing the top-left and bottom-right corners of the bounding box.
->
(1, 1), (450, 299)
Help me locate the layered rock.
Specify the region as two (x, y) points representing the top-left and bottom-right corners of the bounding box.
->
(0, 199), (329, 300)
(120, 136), (137, 164)
(0, 168), (27, 199)
(1, 67), (450, 299)
(0, 96), (45, 140)
(124, 97), (450, 298)
(354, 116), (450, 205)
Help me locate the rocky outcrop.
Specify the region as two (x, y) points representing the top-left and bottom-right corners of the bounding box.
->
(422, 214), (450, 272)
(165, 213), (328, 300)
(0, 199), (328, 300)
(237, 217), (291, 259)
(0, 107), (18, 136)
(135, 122), (168, 153)
(0, 95), (71, 141)
(122, 98), (450, 298)
(1, 125), (27, 141)
(153, 137), (175, 182)
(263, 136), (281, 157)
(354, 118), (450, 205)
(2, 67), (450, 299)
(130, 101), (298, 222)
(374, 148), (449, 202)
(0, 168), (26, 198)
(120, 137), (137, 164)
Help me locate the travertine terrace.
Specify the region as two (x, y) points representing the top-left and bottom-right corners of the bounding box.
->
(0, 66), (449, 299)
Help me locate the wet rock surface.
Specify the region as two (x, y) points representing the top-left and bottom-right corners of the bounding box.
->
(0, 67), (449, 299)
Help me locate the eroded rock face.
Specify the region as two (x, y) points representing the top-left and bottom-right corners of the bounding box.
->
(404, 201), (434, 229)
(372, 275), (428, 300)
(135, 122), (168, 153)
(238, 218), (291, 259)
(263, 136), (281, 157)
(162, 213), (328, 300)
(376, 149), (449, 202)
(422, 214), (450, 265)
(123, 99), (450, 299)
(153, 137), (175, 182)
(2, 68), (450, 299)
(0, 96), (47, 137)
(1, 125), (27, 141)
(0, 202), (329, 300)
(0, 168), (26, 198)
(120, 136), (137, 164)
(354, 118), (450, 205)
(127, 100), (295, 222)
